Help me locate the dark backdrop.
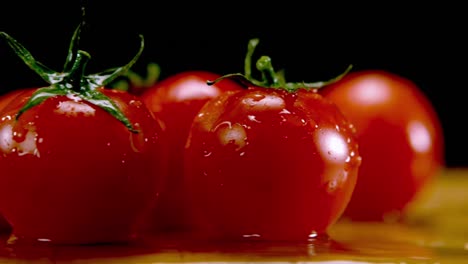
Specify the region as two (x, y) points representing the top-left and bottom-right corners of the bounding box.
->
(0, 2), (466, 167)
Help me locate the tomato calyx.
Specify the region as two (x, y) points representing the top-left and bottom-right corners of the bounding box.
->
(0, 24), (144, 133)
(208, 38), (352, 92)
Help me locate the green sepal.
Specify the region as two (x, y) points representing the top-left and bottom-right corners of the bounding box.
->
(85, 35), (145, 89)
(0, 25), (145, 133)
(16, 86), (69, 118)
(208, 38), (353, 92)
(81, 89), (138, 133)
(0, 32), (66, 84)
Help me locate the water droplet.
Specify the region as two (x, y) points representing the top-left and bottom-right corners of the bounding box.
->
(348, 123), (357, 134)
(1, 115), (12, 121)
(129, 100), (142, 107)
(328, 180), (338, 192)
(242, 234), (260, 238)
(308, 231), (318, 239)
(247, 115), (261, 123)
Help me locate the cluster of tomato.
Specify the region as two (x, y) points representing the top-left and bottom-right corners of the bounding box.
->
(0, 26), (444, 245)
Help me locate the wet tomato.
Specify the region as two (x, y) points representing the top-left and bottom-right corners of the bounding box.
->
(0, 26), (167, 244)
(321, 69), (444, 221)
(0, 88), (38, 233)
(0, 89), (29, 114)
(183, 39), (361, 241)
(140, 71), (242, 233)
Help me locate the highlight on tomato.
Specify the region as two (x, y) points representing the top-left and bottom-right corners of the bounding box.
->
(183, 38), (361, 242)
(0, 24), (167, 245)
(321, 69), (444, 222)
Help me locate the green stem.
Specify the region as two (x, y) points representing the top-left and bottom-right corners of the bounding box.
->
(256, 55), (281, 87)
(208, 38), (353, 93)
(66, 50), (91, 92)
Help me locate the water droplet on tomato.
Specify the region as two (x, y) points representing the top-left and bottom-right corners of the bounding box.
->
(348, 123), (357, 134)
(242, 234), (261, 238)
(308, 231), (318, 239)
(129, 123), (146, 152)
(129, 100), (143, 107)
(328, 179), (338, 191)
(215, 121), (246, 151)
(1, 115), (12, 121)
(247, 115), (261, 123)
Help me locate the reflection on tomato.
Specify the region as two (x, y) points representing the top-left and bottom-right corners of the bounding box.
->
(184, 87), (361, 241)
(140, 71), (242, 233)
(321, 70), (444, 221)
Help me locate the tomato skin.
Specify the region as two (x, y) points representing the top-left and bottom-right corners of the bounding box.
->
(0, 90), (24, 233)
(183, 87), (361, 241)
(321, 70), (444, 221)
(0, 88), (167, 244)
(140, 71), (242, 233)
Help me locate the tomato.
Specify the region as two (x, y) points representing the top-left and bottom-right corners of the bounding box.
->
(320, 69), (444, 222)
(0, 26), (167, 244)
(0, 89), (33, 233)
(0, 90), (26, 113)
(182, 39), (361, 241)
(140, 71), (242, 233)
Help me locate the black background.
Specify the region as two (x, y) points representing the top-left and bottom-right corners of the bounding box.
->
(0, 2), (466, 167)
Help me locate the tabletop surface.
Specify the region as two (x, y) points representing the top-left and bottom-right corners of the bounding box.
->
(0, 168), (467, 263)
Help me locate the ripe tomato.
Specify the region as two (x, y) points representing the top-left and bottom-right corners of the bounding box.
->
(183, 39), (361, 241)
(0, 89), (33, 233)
(0, 26), (167, 244)
(140, 71), (242, 233)
(320, 70), (444, 221)
(0, 90), (26, 114)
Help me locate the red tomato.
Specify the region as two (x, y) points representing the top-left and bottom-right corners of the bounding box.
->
(321, 70), (444, 221)
(140, 71), (242, 233)
(0, 88), (167, 244)
(184, 87), (361, 241)
(0, 90), (23, 233)
(0, 27), (167, 244)
(0, 90), (26, 113)
(0, 89), (37, 233)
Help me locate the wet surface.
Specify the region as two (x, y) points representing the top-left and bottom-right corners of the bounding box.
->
(0, 168), (467, 263)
